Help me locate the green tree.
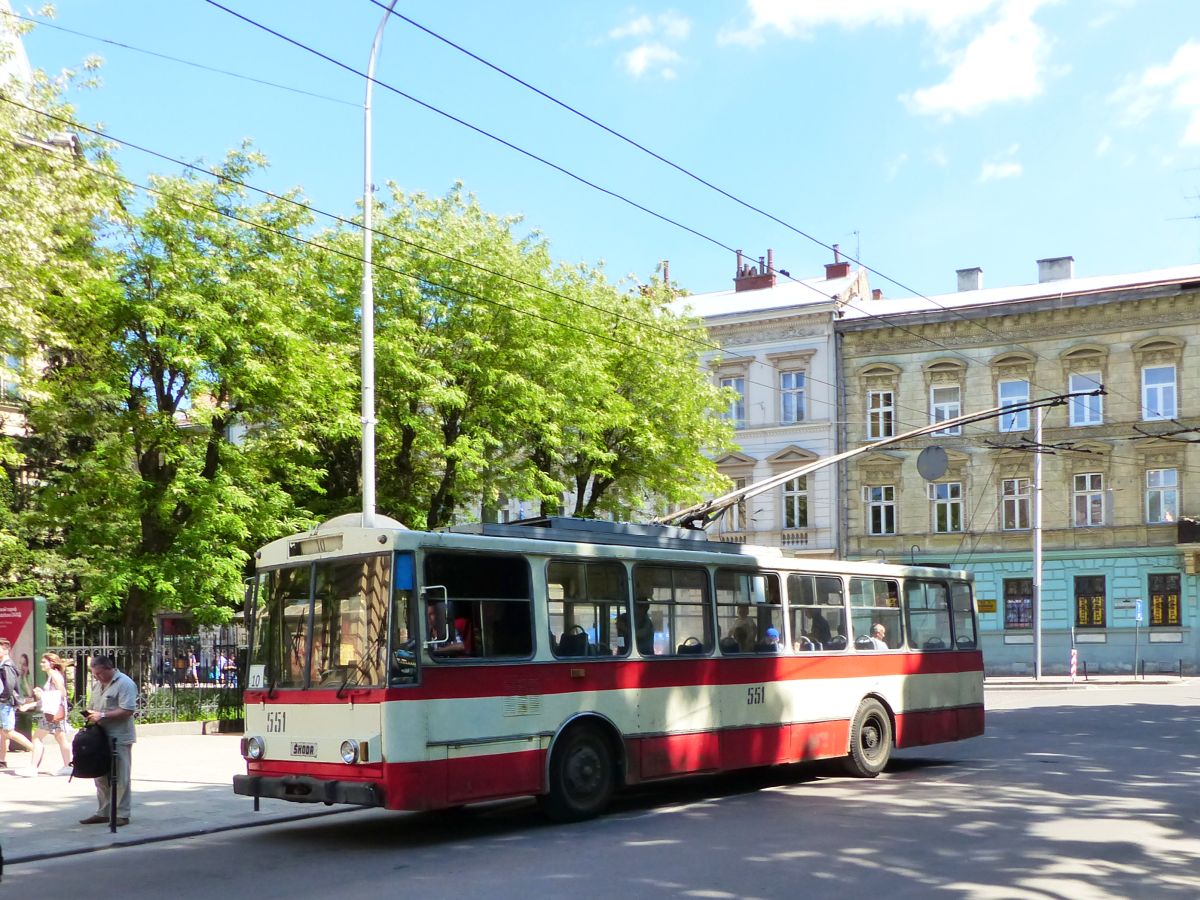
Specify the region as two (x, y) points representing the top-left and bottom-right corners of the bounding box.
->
(31, 148), (355, 668)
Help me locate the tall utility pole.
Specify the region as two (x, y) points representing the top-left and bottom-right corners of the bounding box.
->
(1033, 405), (1044, 679)
(360, 0), (398, 529)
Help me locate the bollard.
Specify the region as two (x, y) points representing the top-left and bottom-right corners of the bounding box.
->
(1181, 659), (1185, 681)
(1082, 660), (1088, 681)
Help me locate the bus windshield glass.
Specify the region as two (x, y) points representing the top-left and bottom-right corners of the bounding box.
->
(251, 553), (393, 689)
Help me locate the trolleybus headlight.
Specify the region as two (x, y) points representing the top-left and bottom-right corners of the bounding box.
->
(340, 739), (360, 764)
(245, 736), (265, 760)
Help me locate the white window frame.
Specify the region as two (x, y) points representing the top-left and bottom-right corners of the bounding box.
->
(930, 385), (962, 435)
(721, 477), (748, 533)
(998, 380), (1029, 432)
(1069, 373), (1103, 426)
(720, 376), (746, 426)
(1142, 365), (1177, 421)
(1146, 468), (1179, 524)
(867, 390), (894, 440)
(782, 476), (808, 529)
(1001, 477), (1031, 531)
(864, 485), (896, 535)
(780, 370), (806, 424)
(1073, 473), (1105, 526)
(929, 482), (963, 533)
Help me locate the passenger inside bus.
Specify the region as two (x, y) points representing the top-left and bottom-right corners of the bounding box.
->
(808, 609), (833, 645)
(869, 623), (889, 649)
(632, 599), (655, 655)
(425, 602), (465, 656)
(727, 604), (756, 652)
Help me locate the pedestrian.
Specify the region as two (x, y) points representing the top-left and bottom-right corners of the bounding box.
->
(0, 637), (36, 768)
(24, 652), (73, 776)
(79, 655), (138, 827)
(187, 648), (199, 686)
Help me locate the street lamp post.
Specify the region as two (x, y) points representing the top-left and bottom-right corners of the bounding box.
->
(360, 0), (398, 529)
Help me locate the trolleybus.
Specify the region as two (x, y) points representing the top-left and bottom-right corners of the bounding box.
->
(234, 514), (984, 821)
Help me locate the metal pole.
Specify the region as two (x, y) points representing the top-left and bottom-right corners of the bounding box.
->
(1032, 405), (1044, 680)
(360, 1), (398, 529)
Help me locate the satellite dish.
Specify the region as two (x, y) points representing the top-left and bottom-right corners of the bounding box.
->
(917, 446), (949, 481)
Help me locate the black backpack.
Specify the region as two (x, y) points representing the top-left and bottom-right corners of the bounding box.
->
(70, 724), (113, 779)
(0, 659), (20, 704)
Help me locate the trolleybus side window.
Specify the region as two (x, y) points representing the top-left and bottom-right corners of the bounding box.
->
(311, 554), (394, 688)
(631, 565), (713, 656)
(950, 582), (978, 649)
(715, 569), (782, 654)
(850, 577), (902, 650)
(904, 580), (953, 651)
(548, 560), (629, 658)
(423, 553), (533, 660)
(389, 552), (418, 684)
(787, 574), (848, 652)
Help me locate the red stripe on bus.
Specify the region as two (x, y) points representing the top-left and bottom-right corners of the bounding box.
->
(244, 651), (983, 705)
(245, 703), (982, 809)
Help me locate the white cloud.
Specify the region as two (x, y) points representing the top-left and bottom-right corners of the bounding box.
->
(722, 1), (1055, 118)
(1110, 41), (1200, 147)
(1095, 135), (1112, 156)
(980, 143), (1022, 181)
(902, 1), (1052, 118)
(928, 146), (950, 167)
(720, 0), (998, 46)
(609, 11), (691, 79)
(885, 152), (909, 180)
(623, 43), (682, 79)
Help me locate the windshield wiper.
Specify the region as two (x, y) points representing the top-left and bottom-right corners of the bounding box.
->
(267, 677), (277, 700)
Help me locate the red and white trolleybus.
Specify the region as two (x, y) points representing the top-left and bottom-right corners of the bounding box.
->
(234, 514), (984, 820)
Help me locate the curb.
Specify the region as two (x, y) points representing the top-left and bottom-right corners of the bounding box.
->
(6, 805), (363, 866)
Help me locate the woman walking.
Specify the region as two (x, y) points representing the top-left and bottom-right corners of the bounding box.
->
(26, 652), (73, 775)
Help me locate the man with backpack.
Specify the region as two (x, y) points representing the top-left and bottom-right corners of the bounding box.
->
(78, 655), (138, 826)
(0, 637), (35, 768)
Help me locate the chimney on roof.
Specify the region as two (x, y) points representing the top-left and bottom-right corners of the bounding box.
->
(956, 267), (983, 291)
(825, 244), (851, 280)
(733, 247), (777, 292)
(1037, 256), (1075, 283)
(871, 288), (884, 300)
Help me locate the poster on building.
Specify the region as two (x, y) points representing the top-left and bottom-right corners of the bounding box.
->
(0, 596), (42, 695)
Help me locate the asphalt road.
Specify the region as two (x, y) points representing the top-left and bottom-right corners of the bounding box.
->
(10, 680), (1200, 899)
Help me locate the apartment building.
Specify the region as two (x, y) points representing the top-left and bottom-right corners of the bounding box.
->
(838, 258), (1200, 674)
(675, 249), (869, 555)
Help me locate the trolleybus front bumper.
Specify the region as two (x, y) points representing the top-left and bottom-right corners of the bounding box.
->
(234, 773), (384, 807)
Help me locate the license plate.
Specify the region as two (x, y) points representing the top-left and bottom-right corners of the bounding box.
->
(291, 742), (317, 758)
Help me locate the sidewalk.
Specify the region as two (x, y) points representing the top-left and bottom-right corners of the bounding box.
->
(985, 673), (1190, 689)
(1, 726), (358, 866)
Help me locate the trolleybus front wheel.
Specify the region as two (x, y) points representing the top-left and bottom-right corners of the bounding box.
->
(540, 725), (615, 822)
(844, 698), (892, 777)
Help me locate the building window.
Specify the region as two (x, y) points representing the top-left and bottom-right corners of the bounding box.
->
(930, 385), (962, 435)
(1073, 473), (1104, 526)
(864, 485), (896, 535)
(720, 478), (747, 533)
(782, 476), (808, 529)
(867, 391), (894, 439)
(1074, 575), (1106, 628)
(1003, 578), (1033, 629)
(1001, 477), (1030, 530)
(1142, 365), (1177, 420)
(930, 482), (963, 533)
(1068, 372), (1103, 425)
(1146, 468), (1179, 524)
(720, 376), (745, 426)
(1148, 573), (1182, 627)
(0, 352), (19, 401)
(998, 380), (1029, 431)
(780, 370), (805, 424)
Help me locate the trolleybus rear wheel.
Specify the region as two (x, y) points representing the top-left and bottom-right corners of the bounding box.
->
(844, 698), (892, 777)
(540, 725), (615, 822)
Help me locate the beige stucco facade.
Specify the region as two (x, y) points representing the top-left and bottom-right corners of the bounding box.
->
(838, 264), (1200, 674)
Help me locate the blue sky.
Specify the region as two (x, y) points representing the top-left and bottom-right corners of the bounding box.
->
(8, 0), (1200, 299)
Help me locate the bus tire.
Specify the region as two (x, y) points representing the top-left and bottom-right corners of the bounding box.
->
(843, 698), (892, 777)
(540, 724), (615, 822)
